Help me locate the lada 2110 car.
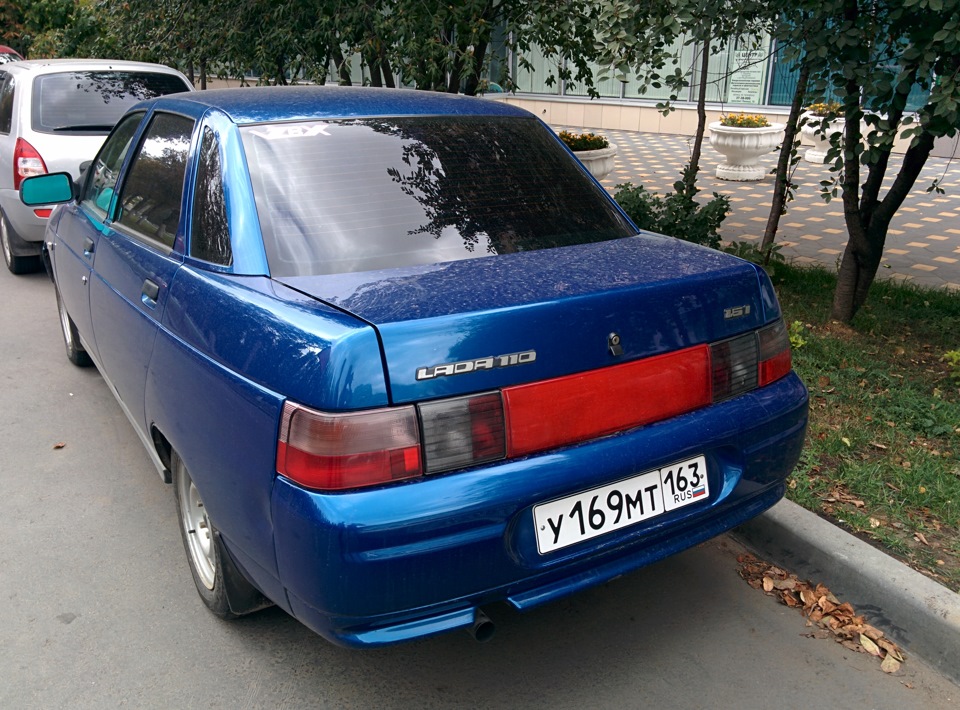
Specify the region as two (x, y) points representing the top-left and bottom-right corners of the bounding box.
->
(22, 86), (808, 647)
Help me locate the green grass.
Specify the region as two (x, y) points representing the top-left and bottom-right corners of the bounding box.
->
(774, 264), (960, 592)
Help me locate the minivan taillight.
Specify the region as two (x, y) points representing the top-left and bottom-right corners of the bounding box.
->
(14, 138), (47, 190)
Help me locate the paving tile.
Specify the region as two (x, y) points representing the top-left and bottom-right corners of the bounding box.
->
(574, 125), (960, 291)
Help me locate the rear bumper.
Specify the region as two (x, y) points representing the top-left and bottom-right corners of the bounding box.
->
(0, 189), (46, 248)
(270, 372), (808, 646)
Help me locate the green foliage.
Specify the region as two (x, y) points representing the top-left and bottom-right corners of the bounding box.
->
(944, 350), (960, 381)
(788, 320), (807, 350)
(558, 130), (609, 151)
(614, 179), (730, 249)
(722, 240), (786, 275)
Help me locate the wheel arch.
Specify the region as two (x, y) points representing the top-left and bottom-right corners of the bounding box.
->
(151, 425), (174, 484)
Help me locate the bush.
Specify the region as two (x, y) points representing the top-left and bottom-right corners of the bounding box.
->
(558, 130), (609, 151)
(614, 180), (730, 249)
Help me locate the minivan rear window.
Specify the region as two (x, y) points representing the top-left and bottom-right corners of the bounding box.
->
(32, 71), (190, 134)
(241, 116), (635, 277)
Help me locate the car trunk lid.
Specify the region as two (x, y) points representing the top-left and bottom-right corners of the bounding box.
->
(275, 235), (776, 405)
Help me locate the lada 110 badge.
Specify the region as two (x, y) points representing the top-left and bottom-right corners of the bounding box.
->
(416, 350), (537, 380)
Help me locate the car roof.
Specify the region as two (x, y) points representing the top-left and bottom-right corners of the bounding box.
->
(1, 58), (190, 77)
(143, 85), (533, 125)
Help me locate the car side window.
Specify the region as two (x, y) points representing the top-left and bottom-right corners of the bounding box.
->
(0, 73), (14, 134)
(116, 112), (195, 250)
(191, 127), (232, 266)
(81, 112), (144, 219)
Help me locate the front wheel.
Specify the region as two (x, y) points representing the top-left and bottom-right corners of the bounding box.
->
(172, 453), (270, 618)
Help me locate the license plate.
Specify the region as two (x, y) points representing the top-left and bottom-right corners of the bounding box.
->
(533, 455), (709, 554)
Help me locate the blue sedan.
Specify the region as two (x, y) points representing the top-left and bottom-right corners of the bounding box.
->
(22, 86), (807, 647)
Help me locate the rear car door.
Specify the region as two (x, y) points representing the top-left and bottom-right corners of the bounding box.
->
(88, 111), (195, 433)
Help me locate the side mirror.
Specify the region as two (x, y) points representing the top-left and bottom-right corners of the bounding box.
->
(20, 172), (75, 206)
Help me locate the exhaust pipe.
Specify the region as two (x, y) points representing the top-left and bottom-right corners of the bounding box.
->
(466, 609), (495, 642)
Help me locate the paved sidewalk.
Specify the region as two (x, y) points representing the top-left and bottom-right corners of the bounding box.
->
(580, 128), (960, 292)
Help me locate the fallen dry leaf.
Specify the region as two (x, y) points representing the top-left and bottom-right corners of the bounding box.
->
(737, 553), (906, 674)
(915, 532), (930, 546)
(881, 655), (902, 674)
(53, 442), (66, 450)
(860, 634), (882, 657)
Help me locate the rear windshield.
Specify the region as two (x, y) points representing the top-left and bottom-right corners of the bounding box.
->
(240, 116), (635, 277)
(32, 71), (190, 134)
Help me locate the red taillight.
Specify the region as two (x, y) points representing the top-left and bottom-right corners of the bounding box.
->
(503, 345), (711, 458)
(34, 208), (52, 218)
(276, 402), (422, 490)
(758, 319), (792, 386)
(13, 138), (47, 190)
(276, 320), (793, 490)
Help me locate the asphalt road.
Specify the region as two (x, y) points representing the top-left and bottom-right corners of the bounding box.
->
(1, 267), (957, 709)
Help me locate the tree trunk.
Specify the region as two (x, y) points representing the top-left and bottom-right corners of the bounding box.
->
(331, 45), (352, 86)
(199, 58), (207, 91)
(830, 129), (935, 322)
(380, 55), (395, 88)
(463, 36), (490, 96)
(683, 33), (712, 196)
(761, 59), (809, 262)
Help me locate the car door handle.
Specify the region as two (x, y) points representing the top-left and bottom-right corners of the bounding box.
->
(83, 236), (95, 257)
(141, 279), (160, 308)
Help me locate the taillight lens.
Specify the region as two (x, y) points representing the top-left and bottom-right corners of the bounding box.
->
(277, 402), (422, 490)
(14, 138), (47, 190)
(758, 318), (792, 386)
(419, 392), (505, 473)
(504, 345), (711, 458)
(276, 319), (793, 490)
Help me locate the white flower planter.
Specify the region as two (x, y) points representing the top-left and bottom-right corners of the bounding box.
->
(708, 122), (785, 181)
(801, 115), (845, 163)
(573, 143), (617, 181)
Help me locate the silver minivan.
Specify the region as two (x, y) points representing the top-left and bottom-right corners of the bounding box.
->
(0, 59), (192, 274)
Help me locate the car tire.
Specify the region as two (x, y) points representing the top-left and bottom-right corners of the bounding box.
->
(55, 287), (93, 367)
(1, 211), (42, 275)
(172, 452), (271, 618)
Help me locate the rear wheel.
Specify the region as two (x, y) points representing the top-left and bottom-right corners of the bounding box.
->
(55, 287), (93, 367)
(172, 453), (270, 618)
(1, 211), (41, 275)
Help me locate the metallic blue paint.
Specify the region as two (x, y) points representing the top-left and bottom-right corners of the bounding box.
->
(271, 374), (806, 645)
(279, 236), (779, 403)
(45, 86), (808, 647)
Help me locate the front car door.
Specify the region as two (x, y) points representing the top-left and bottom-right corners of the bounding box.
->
(88, 110), (195, 434)
(52, 112), (147, 358)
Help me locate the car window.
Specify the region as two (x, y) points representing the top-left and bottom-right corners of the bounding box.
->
(0, 72), (14, 134)
(116, 112), (195, 250)
(191, 127), (232, 266)
(32, 71), (190, 135)
(81, 112), (145, 219)
(240, 116), (635, 277)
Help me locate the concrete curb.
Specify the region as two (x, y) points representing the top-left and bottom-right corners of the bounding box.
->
(733, 498), (960, 686)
